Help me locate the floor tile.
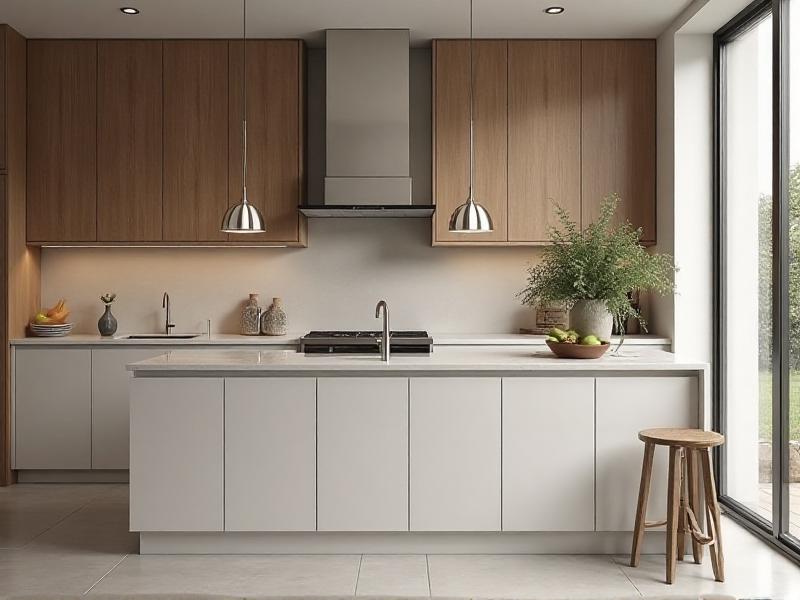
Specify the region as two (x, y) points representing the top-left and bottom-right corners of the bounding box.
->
(0, 483), (120, 549)
(0, 549), (128, 595)
(356, 554), (430, 597)
(89, 554), (361, 596)
(615, 515), (800, 599)
(427, 554), (637, 599)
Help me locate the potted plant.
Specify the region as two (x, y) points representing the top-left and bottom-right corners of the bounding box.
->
(518, 194), (675, 342)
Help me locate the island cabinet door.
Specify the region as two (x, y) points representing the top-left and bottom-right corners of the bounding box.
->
(130, 377), (224, 532)
(502, 377), (595, 531)
(224, 378), (316, 531)
(595, 376), (699, 532)
(409, 377), (502, 531)
(317, 377), (409, 531)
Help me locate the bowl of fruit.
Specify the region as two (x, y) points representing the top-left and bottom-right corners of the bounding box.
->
(29, 299), (73, 337)
(545, 327), (610, 359)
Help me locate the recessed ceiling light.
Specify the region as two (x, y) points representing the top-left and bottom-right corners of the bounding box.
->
(120, 7), (140, 15)
(544, 6), (565, 15)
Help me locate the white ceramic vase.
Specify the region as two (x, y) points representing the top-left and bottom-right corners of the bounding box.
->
(569, 299), (613, 340)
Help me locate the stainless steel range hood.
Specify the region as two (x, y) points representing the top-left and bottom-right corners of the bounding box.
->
(300, 29), (434, 218)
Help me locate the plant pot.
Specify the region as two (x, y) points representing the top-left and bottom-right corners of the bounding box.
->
(98, 304), (118, 337)
(569, 299), (612, 340)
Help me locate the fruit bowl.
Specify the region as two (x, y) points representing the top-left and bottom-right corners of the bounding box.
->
(546, 339), (610, 359)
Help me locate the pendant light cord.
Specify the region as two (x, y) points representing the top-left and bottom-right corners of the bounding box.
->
(241, 0), (248, 204)
(468, 0), (475, 203)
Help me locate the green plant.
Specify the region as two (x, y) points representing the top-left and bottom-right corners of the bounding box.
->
(517, 194), (675, 332)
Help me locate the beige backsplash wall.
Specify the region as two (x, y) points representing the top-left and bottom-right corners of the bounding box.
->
(40, 219), (542, 335)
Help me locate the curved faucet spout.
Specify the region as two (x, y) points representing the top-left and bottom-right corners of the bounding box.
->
(375, 300), (390, 362)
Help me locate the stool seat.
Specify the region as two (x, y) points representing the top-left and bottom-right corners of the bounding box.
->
(638, 428), (724, 449)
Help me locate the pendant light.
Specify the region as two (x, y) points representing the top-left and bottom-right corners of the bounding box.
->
(448, 0), (493, 233)
(221, 0), (266, 234)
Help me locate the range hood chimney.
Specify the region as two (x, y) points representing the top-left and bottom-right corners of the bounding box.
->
(301, 29), (434, 218)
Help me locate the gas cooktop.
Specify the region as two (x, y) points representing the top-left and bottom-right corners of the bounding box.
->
(298, 331), (433, 354)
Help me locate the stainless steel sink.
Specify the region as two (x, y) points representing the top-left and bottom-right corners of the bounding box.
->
(121, 334), (202, 340)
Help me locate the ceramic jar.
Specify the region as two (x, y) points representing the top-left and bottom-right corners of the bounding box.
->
(261, 297), (287, 336)
(240, 293), (262, 336)
(569, 299), (613, 341)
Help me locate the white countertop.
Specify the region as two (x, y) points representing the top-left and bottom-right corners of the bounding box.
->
(127, 346), (704, 373)
(10, 332), (670, 347)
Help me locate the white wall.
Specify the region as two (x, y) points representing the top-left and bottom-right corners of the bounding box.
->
(41, 219), (540, 334)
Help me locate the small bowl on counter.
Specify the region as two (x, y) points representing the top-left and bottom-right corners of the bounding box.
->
(545, 339), (610, 359)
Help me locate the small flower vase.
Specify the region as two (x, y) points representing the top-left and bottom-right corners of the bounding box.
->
(98, 304), (118, 337)
(261, 297), (287, 336)
(241, 293), (262, 336)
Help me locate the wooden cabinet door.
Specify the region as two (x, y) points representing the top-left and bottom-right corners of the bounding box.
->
(27, 41), (97, 242)
(97, 41), (163, 242)
(130, 377), (224, 532)
(508, 41), (580, 242)
(581, 40), (656, 243)
(409, 377), (501, 531)
(163, 41), (229, 242)
(90, 348), (165, 470)
(0, 27), (5, 173)
(14, 348), (91, 469)
(433, 40), (508, 244)
(502, 377), (594, 531)
(225, 377), (316, 531)
(317, 377), (408, 531)
(595, 376), (698, 531)
(229, 40), (304, 244)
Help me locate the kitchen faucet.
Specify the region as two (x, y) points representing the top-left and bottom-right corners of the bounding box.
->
(375, 300), (390, 362)
(162, 292), (175, 335)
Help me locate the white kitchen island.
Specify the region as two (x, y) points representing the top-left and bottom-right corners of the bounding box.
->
(127, 347), (709, 554)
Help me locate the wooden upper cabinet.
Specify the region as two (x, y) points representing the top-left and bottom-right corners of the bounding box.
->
(508, 41), (580, 242)
(581, 40), (656, 243)
(433, 40), (508, 244)
(97, 41), (163, 242)
(27, 40), (97, 242)
(0, 27), (5, 173)
(228, 40), (306, 245)
(163, 40), (229, 242)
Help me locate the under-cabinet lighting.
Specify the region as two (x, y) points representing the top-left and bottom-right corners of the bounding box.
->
(40, 245), (290, 249)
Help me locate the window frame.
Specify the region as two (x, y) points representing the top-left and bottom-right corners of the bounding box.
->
(714, 0), (800, 560)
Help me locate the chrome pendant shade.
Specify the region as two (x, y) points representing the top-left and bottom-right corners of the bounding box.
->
(220, 0), (267, 234)
(448, 0), (493, 234)
(221, 190), (265, 234)
(449, 195), (493, 233)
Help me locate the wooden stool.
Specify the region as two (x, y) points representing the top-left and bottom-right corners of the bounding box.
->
(630, 428), (725, 584)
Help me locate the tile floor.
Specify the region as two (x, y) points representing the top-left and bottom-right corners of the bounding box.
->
(1, 483), (799, 598)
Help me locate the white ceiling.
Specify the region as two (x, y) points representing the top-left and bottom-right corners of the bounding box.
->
(0, 0), (694, 46)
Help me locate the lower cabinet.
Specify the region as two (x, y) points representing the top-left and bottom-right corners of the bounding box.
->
(91, 348), (165, 469)
(224, 377), (316, 531)
(317, 377), (409, 531)
(409, 377), (502, 531)
(14, 348), (92, 469)
(595, 376), (699, 531)
(502, 377), (595, 531)
(130, 377), (224, 532)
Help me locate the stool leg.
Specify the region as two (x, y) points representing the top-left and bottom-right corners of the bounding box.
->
(630, 442), (655, 567)
(666, 446), (682, 584)
(678, 449), (687, 562)
(700, 448), (725, 582)
(686, 448), (703, 564)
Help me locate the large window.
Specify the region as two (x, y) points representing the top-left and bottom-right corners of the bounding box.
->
(716, 0), (800, 555)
